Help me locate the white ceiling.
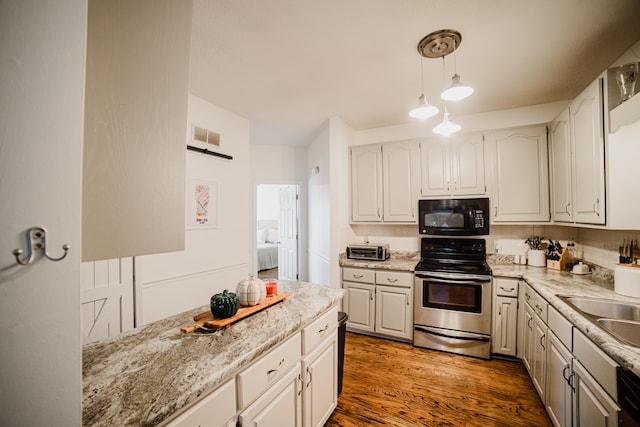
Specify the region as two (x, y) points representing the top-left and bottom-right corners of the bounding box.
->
(189, 0), (640, 146)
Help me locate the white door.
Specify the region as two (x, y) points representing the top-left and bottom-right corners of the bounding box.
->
(80, 258), (135, 344)
(279, 185), (299, 280)
(0, 2), (85, 425)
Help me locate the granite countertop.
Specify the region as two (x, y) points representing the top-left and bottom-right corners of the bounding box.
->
(490, 261), (640, 377)
(339, 250), (419, 271)
(82, 281), (344, 426)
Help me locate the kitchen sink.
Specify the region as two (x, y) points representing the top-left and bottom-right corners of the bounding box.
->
(562, 296), (640, 321)
(558, 296), (640, 347)
(596, 319), (640, 347)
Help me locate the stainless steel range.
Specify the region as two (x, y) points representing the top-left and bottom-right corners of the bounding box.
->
(414, 237), (492, 359)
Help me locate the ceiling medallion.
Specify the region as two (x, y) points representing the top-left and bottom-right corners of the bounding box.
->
(417, 29), (461, 58)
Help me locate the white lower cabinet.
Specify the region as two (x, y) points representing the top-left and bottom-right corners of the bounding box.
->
(342, 268), (413, 341)
(167, 307), (339, 427)
(169, 378), (237, 427)
(518, 285), (622, 427)
(302, 332), (338, 427)
(491, 278), (519, 357)
(238, 363), (303, 427)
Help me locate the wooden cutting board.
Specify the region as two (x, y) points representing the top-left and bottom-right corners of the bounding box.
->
(180, 291), (291, 333)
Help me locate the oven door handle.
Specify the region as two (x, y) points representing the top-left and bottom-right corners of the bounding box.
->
(414, 326), (490, 342)
(415, 273), (491, 283)
(416, 277), (489, 286)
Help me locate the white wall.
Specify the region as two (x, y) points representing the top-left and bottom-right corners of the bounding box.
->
(135, 95), (252, 324)
(250, 144), (308, 279)
(307, 123), (332, 285)
(0, 1), (85, 424)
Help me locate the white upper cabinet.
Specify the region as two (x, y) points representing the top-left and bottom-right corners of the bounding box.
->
(550, 108), (573, 222)
(350, 144), (383, 222)
(485, 125), (550, 223)
(350, 140), (418, 223)
(570, 77), (606, 224)
(419, 133), (485, 198)
(550, 77), (606, 225)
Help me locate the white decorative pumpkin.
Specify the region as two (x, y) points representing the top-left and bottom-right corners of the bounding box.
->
(236, 274), (266, 306)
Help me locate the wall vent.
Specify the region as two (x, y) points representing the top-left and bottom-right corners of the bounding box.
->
(192, 124), (220, 147)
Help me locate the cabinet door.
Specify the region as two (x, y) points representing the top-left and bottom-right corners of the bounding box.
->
(550, 108), (573, 222)
(419, 138), (451, 197)
(238, 363), (302, 427)
(573, 360), (620, 427)
(570, 78), (606, 224)
(532, 314), (547, 402)
(546, 332), (573, 427)
(451, 133), (485, 196)
(350, 144), (382, 222)
(492, 296), (517, 357)
(303, 333), (338, 427)
(169, 378), (236, 427)
(382, 140), (418, 222)
(487, 126), (550, 222)
(343, 281), (375, 332)
(375, 285), (412, 340)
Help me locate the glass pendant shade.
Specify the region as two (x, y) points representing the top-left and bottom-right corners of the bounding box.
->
(409, 94), (439, 119)
(432, 112), (461, 136)
(441, 74), (474, 101)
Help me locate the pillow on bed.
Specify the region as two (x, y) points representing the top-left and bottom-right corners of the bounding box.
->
(257, 228), (268, 244)
(266, 228), (279, 243)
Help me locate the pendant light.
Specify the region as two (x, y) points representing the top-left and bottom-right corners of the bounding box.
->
(440, 36), (474, 101)
(432, 105), (461, 136)
(409, 57), (439, 120)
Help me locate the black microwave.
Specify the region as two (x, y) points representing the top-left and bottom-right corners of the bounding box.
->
(419, 198), (490, 236)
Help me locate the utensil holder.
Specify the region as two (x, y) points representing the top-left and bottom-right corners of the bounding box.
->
(528, 249), (546, 267)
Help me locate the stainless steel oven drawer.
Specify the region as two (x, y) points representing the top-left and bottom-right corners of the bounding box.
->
(413, 325), (490, 359)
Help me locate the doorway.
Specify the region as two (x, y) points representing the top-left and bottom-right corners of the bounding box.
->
(256, 184), (300, 280)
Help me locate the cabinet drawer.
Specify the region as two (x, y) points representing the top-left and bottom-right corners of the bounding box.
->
(375, 271), (412, 288)
(573, 329), (619, 400)
(168, 378), (236, 427)
(495, 278), (518, 297)
(532, 293), (548, 323)
(237, 332), (302, 409)
(548, 306), (573, 351)
(342, 268), (375, 284)
(523, 283), (535, 308)
(303, 306), (338, 355)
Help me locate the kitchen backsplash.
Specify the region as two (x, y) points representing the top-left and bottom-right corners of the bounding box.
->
(348, 224), (640, 271)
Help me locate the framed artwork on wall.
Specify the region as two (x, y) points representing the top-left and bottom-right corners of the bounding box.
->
(186, 179), (218, 229)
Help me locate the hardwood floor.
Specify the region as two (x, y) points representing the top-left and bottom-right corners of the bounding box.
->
(326, 332), (552, 427)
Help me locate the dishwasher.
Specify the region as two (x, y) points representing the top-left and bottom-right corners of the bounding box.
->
(618, 368), (640, 427)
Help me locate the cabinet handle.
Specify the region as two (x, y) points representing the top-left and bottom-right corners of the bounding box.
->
(370, 290), (374, 301)
(377, 208), (381, 218)
(297, 373), (303, 396)
(562, 365), (571, 384)
(498, 305), (502, 316)
(447, 180), (450, 191)
(454, 180), (457, 190)
(540, 334), (546, 350)
(412, 207), (415, 218)
(499, 287), (514, 293)
(386, 278), (398, 283)
(527, 317), (532, 330)
(525, 293), (531, 301)
(267, 358), (285, 376)
(406, 294), (410, 306)
(594, 198), (600, 216)
(494, 206), (498, 217)
(565, 202), (571, 215)
(318, 324), (329, 334)
(352, 274), (364, 279)
(306, 367), (312, 388)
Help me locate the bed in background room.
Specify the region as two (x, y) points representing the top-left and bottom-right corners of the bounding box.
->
(257, 220), (279, 271)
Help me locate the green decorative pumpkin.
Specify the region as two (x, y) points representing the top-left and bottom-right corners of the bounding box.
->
(210, 290), (239, 319)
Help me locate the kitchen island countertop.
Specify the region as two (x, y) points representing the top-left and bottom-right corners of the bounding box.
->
(82, 280), (344, 426)
(491, 262), (640, 378)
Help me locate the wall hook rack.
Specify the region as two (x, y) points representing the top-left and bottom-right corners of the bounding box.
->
(12, 226), (70, 266)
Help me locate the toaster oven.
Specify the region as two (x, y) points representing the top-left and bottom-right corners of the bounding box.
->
(346, 244), (390, 261)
